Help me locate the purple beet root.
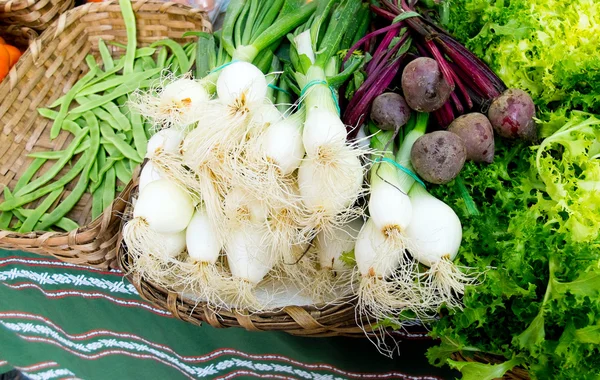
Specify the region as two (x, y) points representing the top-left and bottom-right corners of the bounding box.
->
(411, 131), (467, 185)
(448, 113), (495, 164)
(488, 88), (537, 141)
(401, 57), (452, 113)
(370, 92), (411, 131)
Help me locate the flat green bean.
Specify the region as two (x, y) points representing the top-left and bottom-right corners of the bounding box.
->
(85, 54), (101, 74)
(16, 209), (79, 231)
(99, 124), (142, 162)
(27, 138), (90, 160)
(103, 102), (131, 131)
(89, 159), (99, 184)
(101, 142), (121, 158)
(16, 158), (47, 191)
(156, 47), (168, 68)
(0, 188), (14, 229)
(133, 59), (144, 73)
(150, 40), (190, 73)
(35, 111), (101, 230)
(91, 180), (105, 220)
(114, 159), (132, 184)
(141, 56), (156, 70)
(120, 0), (137, 75)
(18, 187), (64, 233)
(63, 120), (83, 134)
(16, 127), (90, 197)
(51, 67), (100, 139)
(0, 210), (12, 229)
(135, 47), (156, 58)
(102, 167), (116, 210)
(0, 151), (91, 211)
(90, 156), (122, 193)
(128, 159), (137, 173)
(98, 38), (114, 71)
(77, 68), (160, 98)
(70, 78), (155, 114)
(130, 108), (147, 158)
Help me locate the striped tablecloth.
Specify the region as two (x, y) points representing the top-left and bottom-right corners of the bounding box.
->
(0, 250), (453, 380)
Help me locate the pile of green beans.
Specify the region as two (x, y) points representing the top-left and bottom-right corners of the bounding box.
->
(0, 0), (198, 233)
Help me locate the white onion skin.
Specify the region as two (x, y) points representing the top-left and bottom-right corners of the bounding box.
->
(262, 117), (305, 175)
(354, 219), (403, 278)
(225, 225), (273, 284)
(146, 128), (185, 159)
(297, 150), (364, 213)
(216, 62), (268, 107)
(139, 161), (165, 193)
(159, 230), (187, 258)
(186, 205), (221, 264)
(133, 179), (194, 234)
(302, 109), (347, 156)
(405, 188), (462, 267)
(317, 218), (364, 272)
(368, 179), (413, 234)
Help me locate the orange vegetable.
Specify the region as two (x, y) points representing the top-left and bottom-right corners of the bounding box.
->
(0, 45), (10, 81)
(0, 37), (5, 44)
(3, 44), (21, 67)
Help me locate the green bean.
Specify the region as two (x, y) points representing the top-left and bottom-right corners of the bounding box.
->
(70, 78), (156, 114)
(156, 46), (168, 68)
(35, 111), (101, 230)
(120, 0), (137, 74)
(165, 54), (176, 71)
(133, 59), (144, 73)
(128, 159), (137, 173)
(101, 142), (121, 158)
(18, 187), (64, 233)
(0, 151), (91, 212)
(102, 167), (116, 210)
(124, 130), (133, 144)
(51, 67), (100, 139)
(141, 56), (156, 70)
(90, 156), (122, 193)
(135, 47), (156, 58)
(0, 188), (14, 229)
(107, 41), (127, 50)
(77, 68), (161, 98)
(98, 38), (114, 71)
(89, 159), (99, 184)
(16, 127), (90, 197)
(48, 62), (125, 109)
(63, 120), (83, 135)
(151, 39), (190, 73)
(0, 210), (12, 229)
(91, 179), (105, 220)
(114, 160), (132, 184)
(28, 138), (90, 160)
(16, 158), (47, 191)
(15, 208), (78, 231)
(99, 123), (142, 162)
(86, 54), (102, 73)
(103, 102), (131, 131)
(130, 107), (147, 158)
(38, 108), (58, 120)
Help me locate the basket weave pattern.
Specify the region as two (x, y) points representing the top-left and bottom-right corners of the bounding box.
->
(0, 0), (211, 269)
(0, 0), (75, 31)
(0, 23), (38, 48)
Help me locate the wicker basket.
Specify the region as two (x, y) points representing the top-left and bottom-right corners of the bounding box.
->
(0, 0), (212, 269)
(117, 169), (432, 338)
(0, 0), (74, 31)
